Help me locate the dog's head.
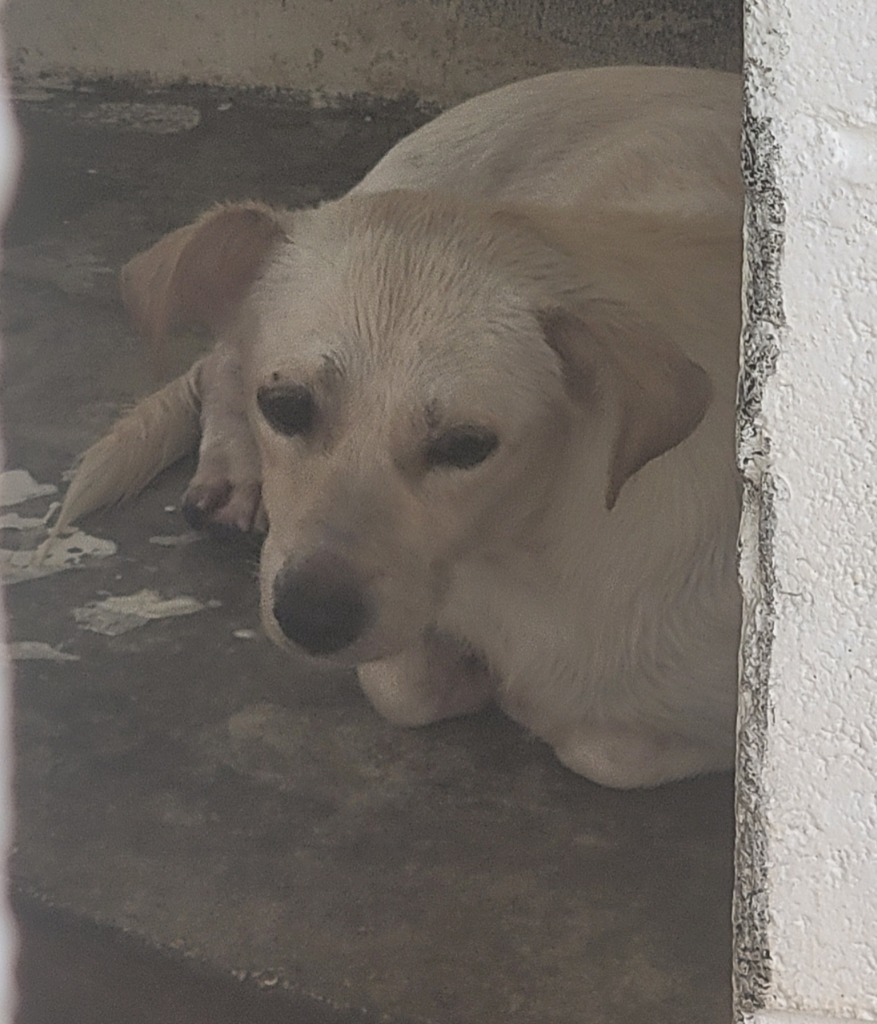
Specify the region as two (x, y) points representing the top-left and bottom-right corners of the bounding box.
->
(123, 193), (711, 664)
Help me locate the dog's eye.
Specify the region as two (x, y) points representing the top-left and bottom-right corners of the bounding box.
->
(257, 384), (315, 437)
(425, 427), (499, 470)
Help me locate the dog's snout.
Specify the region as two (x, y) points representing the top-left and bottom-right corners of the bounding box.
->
(272, 552), (371, 656)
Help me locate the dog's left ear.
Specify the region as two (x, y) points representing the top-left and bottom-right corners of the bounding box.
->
(120, 201), (288, 349)
(540, 304), (713, 509)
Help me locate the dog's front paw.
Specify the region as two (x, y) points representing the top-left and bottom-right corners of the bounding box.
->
(182, 435), (266, 534)
(358, 633), (495, 727)
(185, 341), (266, 534)
(182, 476), (266, 534)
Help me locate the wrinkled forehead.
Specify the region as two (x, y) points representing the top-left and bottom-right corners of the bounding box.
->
(246, 232), (565, 424)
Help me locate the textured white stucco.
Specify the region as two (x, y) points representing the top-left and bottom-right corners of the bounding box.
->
(739, 0), (877, 1021)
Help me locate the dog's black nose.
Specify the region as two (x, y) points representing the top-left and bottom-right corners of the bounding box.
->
(272, 553), (370, 655)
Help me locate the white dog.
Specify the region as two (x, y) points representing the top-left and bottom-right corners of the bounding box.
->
(55, 66), (743, 788)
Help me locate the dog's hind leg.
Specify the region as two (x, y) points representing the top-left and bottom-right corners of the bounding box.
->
(552, 721), (733, 788)
(181, 341), (266, 534)
(357, 631), (496, 727)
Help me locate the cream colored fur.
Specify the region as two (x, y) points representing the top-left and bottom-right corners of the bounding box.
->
(49, 363), (203, 535)
(55, 67), (743, 787)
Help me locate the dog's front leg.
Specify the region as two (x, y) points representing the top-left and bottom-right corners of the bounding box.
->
(357, 631), (496, 727)
(182, 341), (266, 533)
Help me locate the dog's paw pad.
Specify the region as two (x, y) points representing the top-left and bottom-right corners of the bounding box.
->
(182, 479), (263, 534)
(181, 480), (233, 530)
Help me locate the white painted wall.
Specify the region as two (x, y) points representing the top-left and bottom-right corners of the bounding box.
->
(737, 0), (877, 1021)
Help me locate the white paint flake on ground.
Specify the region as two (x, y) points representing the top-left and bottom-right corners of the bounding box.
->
(7, 642), (79, 662)
(0, 512), (47, 530)
(148, 532), (203, 547)
(73, 589), (211, 636)
(0, 471), (117, 584)
(0, 529), (117, 585)
(0, 469), (57, 508)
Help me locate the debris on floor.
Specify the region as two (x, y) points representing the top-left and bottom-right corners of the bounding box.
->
(72, 588), (214, 637)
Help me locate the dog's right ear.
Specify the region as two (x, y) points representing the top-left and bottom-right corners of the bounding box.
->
(539, 304), (713, 510)
(120, 202), (287, 347)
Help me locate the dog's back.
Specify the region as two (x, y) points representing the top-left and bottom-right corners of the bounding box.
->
(356, 66), (741, 217)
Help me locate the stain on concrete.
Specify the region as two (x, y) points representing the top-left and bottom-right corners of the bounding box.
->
(77, 101), (202, 134)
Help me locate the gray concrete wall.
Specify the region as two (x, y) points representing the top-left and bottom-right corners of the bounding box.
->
(4, 0), (740, 105)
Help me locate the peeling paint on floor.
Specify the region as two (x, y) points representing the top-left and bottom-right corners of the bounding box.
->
(1, 528), (117, 585)
(0, 469), (57, 507)
(148, 532), (203, 547)
(72, 589), (214, 636)
(8, 641), (80, 662)
(0, 512), (48, 530)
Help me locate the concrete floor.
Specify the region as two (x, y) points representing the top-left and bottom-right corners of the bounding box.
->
(2, 84), (735, 1024)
